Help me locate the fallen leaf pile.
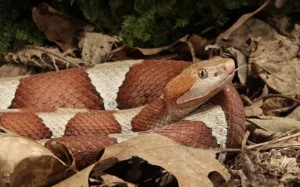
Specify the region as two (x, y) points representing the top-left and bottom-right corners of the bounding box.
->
(0, 1), (300, 186)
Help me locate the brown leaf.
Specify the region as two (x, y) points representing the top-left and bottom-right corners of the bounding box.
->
(174, 34), (211, 56)
(216, 0), (270, 44)
(261, 97), (295, 116)
(264, 16), (293, 37)
(245, 131), (300, 150)
(287, 106), (300, 120)
(97, 174), (137, 187)
(0, 128), (70, 186)
(0, 64), (35, 78)
(244, 99), (264, 117)
(244, 106), (264, 117)
(275, 0), (288, 8)
(227, 48), (248, 84)
(291, 23), (300, 46)
(54, 134), (230, 187)
(32, 3), (93, 53)
(79, 32), (119, 64)
(5, 46), (85, 70)
(247, 116), (300, 133)
(250, 35), (300, 95)
(241, 145), (300, 186)
(109, 34), (210, 61)
(225, 18), (278, 56)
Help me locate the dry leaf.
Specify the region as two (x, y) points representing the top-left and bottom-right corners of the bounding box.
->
(250, 35), (300, 95)
(97, 174), (137, 187)
(244, 106), (264, 117)
(291, 23), (300, 47)
(5, 46), (85, 70)
(264, 16), (293, 37)
(109, 34), (209, 61)
(287, 106), (300, 120)
(32, 3), (93, 53)
(261, 96), (296, 116)
(54, 134), (230, 187)
(110, 35), (188, 60)
(227, 47), (248, 85)
(241, 147), (300, 186)
(226, 18), (278, 56)
(0, 128), (70, 186)
(244, 100), (264, 117)
(79, 32), (119, 64)
(275, 0), (288, 8)
(0, 64), (35, 78)
(247, 116), (300, 133)
(174, 34), (211, 56)
(235, 131), (300, 186)
(216, 0), (270, 44)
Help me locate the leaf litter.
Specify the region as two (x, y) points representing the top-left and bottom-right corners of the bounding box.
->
(1, 1), (300, 186)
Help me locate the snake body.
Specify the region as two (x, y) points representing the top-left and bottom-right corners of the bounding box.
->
(0, 57), (245, 169)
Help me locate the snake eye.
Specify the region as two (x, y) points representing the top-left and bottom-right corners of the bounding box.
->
(197, 69), (208, 79)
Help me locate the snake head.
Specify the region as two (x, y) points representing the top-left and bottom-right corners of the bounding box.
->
(164, 57), (235, 108)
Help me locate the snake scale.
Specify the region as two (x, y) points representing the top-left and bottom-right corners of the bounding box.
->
(0, 57), (245, 169)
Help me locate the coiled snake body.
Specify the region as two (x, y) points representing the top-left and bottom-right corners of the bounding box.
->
(0, 57), (245, 169)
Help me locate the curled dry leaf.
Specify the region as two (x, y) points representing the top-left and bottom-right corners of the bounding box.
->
(173, 34), (211, 56)
(109, 34), (209, 61)
(261, 97), (295, 116)
(54, 134), (230, 187)
(5, 46), (85, 70)
(247, 116), (300, 133)
(225, 18), (278, 56)
(79, 32), (119, 65)
(250, 34), (300, 95)
(109, 35), (188, 61)
(264, 16), (293, 37)
(0, 63), (35, 78)
(94, 173), (137, 187)
(226, 47), (248, 85)
(216, 0), (270, 44)
(32, 3), (93, 53)
(0, 128), (70, 187)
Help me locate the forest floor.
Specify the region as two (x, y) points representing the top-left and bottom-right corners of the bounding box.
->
(0, 2), (300, 187)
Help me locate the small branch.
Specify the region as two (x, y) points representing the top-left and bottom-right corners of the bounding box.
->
(262, 94), (300, 104)
(245, 131), (300, 150)
(186, 41), (196, 63)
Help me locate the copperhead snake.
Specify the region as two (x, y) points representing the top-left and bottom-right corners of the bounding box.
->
(0, 57), (245, 169)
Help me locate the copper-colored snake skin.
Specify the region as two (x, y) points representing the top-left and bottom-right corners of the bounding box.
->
(0, 57), (245, 169)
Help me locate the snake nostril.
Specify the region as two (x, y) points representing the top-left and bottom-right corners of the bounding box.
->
(214, 72), (218, 77)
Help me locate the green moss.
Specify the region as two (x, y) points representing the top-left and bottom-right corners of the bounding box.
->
(0, 0), (45, 55)
(1, 0), (300, 54)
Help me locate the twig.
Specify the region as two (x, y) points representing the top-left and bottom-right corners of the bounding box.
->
(242, 130), (250, 153)
(186, 41), (196, 63)
(262, 94), (300, 105)
(245, 131), (300, 150)
(213, 148), (241, 153)
(200, 26), (215, 35)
